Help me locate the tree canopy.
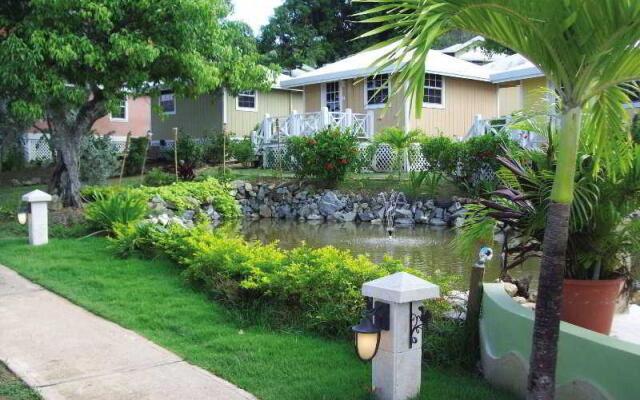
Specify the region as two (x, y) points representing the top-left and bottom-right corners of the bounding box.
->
(0, 0), (274, 206)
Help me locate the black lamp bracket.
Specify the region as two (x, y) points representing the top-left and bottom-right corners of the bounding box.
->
(409, 302), (431, 348)
(364, 298), (390, 331)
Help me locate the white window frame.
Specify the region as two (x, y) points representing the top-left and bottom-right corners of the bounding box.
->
(159, 90), (176, 115)
(236, 90), (258, 112)
(364, 74), (391, 110)
(110, 98), (128, 121)
(422, 73), (445, 109)
(321, 81), (342, 112)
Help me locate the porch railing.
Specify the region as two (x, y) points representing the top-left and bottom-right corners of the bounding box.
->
(465, 114), (546, 149)
(252, 107), (374, 150)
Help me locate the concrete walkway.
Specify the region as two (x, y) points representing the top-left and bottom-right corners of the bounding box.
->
(0, 265), (257, 400)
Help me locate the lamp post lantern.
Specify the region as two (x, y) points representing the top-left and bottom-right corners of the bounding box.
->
(21, 190), (52, 246)
(353, 272), (439, 400)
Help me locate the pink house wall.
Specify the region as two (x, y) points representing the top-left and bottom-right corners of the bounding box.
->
(92, 96), (151, 137)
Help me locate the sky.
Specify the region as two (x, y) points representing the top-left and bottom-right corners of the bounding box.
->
(230, 0), (284, 35)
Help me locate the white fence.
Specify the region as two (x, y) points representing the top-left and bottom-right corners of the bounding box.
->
(10, 133), (129, 163)
(466, 114), (546, 149)
(253, 107), (374, 150)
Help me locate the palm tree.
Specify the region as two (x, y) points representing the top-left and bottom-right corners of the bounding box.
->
(356, 1), (640, 398)
(373, 127), (420, 177)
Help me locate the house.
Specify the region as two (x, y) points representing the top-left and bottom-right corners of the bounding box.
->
(278, 45), (503, 139)
(440, 36), (509, 65)
(150, 75), (304, 141)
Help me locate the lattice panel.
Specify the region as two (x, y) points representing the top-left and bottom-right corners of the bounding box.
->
(407, 143), (428, 172)
(370, 144), (397, 172)
(25, 138), (53, 162)
(263, 145), (294, 170)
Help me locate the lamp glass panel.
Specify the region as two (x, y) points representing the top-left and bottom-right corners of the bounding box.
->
(355, 332), (380, 361)
(17, 212), (27, 225)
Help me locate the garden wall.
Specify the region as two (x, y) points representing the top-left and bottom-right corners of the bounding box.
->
(480, 283), (640, 400)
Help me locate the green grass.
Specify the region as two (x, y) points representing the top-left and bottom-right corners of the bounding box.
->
(0, 237), (515, 400)
(0, 363), (40, 400)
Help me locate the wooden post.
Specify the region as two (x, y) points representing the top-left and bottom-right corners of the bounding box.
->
(173, 127), (179, 182)
(140, 131), (152, 182)
(466, 247), (493, 356)
(118, 131), (132, 185)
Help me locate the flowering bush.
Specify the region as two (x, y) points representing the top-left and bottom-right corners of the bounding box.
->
(287, 127), (361, 185)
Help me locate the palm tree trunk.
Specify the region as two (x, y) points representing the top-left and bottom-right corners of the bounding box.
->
(527, 107), (581, 400)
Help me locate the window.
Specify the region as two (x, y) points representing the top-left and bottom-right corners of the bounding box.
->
(237, 90), (257, 110)
(325, 81), (341, 112)
(366, 74), (390, 107)
(159, 90), (176, 114)
(630, 81), (640, 104)
(423, 73), (444, 107)
(110, 98), (127, 121)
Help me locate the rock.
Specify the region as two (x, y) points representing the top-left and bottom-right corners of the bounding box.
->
(428, 218), (447, 226)
(432, 207), (445, 220)
(48, 195), (64, 212)
(395, 218), (415, 226)
(182, 210), (195, 221)
(371, 218), (382, 225)
(513, 296), (528, 304)
(335, 211), (357, 222)
(10, 178), (21, 186)
(259, 204), (272, 218)
(394, 208), (414, 218)
(307, 214), (324, 221)
(358, 211), (375, 222)
(151, 195), (164, 204)
(318, 191), (345, 216)
(502, 282), (518, 297)
(158, 213), (170, 226)
(453, 217), (465, 228)
(244, 182), (253, 192)
(275, 204), (291, 219)
(522, 302), (536, 310)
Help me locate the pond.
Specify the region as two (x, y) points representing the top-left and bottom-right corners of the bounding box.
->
(239, 219), (540, 288)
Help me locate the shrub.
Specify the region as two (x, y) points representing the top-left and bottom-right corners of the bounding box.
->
(420, 136), (462, 177)
(111, 222), (453, 337)
(79, 135), (119, 185)
(230, 137), (255, 166)
(0, 138), (26, 171)
(143, 167), (175, 187)
(124, 137), (149, 176)
(85, 190), (148, 233)
(373, 128), (421, 177)
(202, 132), (232, 165)
(287, 127), (361, 185)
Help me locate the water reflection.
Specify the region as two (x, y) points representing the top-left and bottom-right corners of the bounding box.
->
(239, 219), (539, 288)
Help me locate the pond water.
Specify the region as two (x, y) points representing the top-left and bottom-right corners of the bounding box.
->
(239, 219), (540, 288)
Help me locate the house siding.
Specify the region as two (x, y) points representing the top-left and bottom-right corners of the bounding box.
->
(408, 77), (498, 137)
(521, 77), (549, 112)
(225, 89), (304, 136)
(151, 93), (224, 140)
(304, 84), (322, 112)
(497, 82), (522, 116)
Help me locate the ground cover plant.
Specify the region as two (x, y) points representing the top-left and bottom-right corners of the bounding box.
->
(0, 363), (40, 400)
(0, 235), (516, 400)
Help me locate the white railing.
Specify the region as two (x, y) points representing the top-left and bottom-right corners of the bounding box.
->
(253, 107), (374, 150)
(465, 114), (546, 149)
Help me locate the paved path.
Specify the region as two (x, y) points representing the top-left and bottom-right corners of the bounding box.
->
(0, 265), (257, 400)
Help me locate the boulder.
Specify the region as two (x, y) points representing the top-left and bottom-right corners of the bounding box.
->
(395, 218), (415, 226)
(259, 204), (272, 218)
(502, 282), (518, 297)
(318, 191), (345, 216)
(428, 218), (447, 226)
(307, 213), (324, 221)
(335, 211), (357, 223)
(358, 211), (375, 222)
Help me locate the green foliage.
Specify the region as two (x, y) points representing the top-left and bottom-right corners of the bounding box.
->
(230, 137), (256, 166)
(373, 127), (421, 177)
(143, 168), (175, 187)
(287, 127), (361, 185)
(202, 132), (232, 165)
(632, 114), (640, 144)
(85, 191), (148, 234)
(0, 139), (26, 171)
(403, 170), (443, 198)
(79, 135), (119, 185)
(124, 137), (149, 176)
(420, 136), (462, 177)
(112, 222), (455, 338)
(173, 133), (205, 166)
(83, 178), (240, 218)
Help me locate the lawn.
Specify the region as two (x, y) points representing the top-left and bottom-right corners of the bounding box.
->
(0, 363), (40, 400)
(0, 236), (516, 400)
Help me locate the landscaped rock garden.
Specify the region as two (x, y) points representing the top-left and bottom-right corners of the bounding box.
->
(229, 180), (468, 227)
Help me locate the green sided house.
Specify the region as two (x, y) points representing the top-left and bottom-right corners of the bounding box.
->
(150, 75), (304, 142)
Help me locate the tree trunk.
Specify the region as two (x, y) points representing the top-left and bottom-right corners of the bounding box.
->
(47, 91), (107, 208)
(49, 129), (83, 207)
(527, 107), (581, 400)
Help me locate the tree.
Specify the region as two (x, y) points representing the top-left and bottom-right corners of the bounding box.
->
(0, 0), (273, 207)
(357, 0), (640, 399)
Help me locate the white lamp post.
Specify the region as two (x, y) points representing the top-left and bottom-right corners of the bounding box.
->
(20, 190), (52, 246)
(353, 272), (440, 400)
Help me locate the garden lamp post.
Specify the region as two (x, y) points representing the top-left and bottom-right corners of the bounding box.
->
(20, 190), (52, 246)
(352, 272), (439, 400)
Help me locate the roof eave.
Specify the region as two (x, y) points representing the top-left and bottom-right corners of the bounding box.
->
(490, 67), (544, 84)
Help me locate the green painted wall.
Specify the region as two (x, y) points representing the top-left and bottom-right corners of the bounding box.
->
(151, 93), (224, 140)
(480, 283), (640, 400)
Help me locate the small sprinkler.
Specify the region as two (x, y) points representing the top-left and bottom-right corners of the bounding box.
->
(386, 226), (395, 238)
(476, 246), (494, 268)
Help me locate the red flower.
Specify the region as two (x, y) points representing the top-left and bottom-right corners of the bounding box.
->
(338, 158), (348, 165)
(324, 162), (334, 170)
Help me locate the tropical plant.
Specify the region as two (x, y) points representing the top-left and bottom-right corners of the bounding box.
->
(357, 0), (640, 396)
(143, 168), (175, 187)
(287, 127), (361, 185)
(124, 137), (149, 176)
(85, 191), (148, 234)
(373, 127), (421, 178)
(230, 137), (256, 167)
(202, 132), (232, 165)
(403, 170), (443, 198)
(79, 134), (118, 185)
